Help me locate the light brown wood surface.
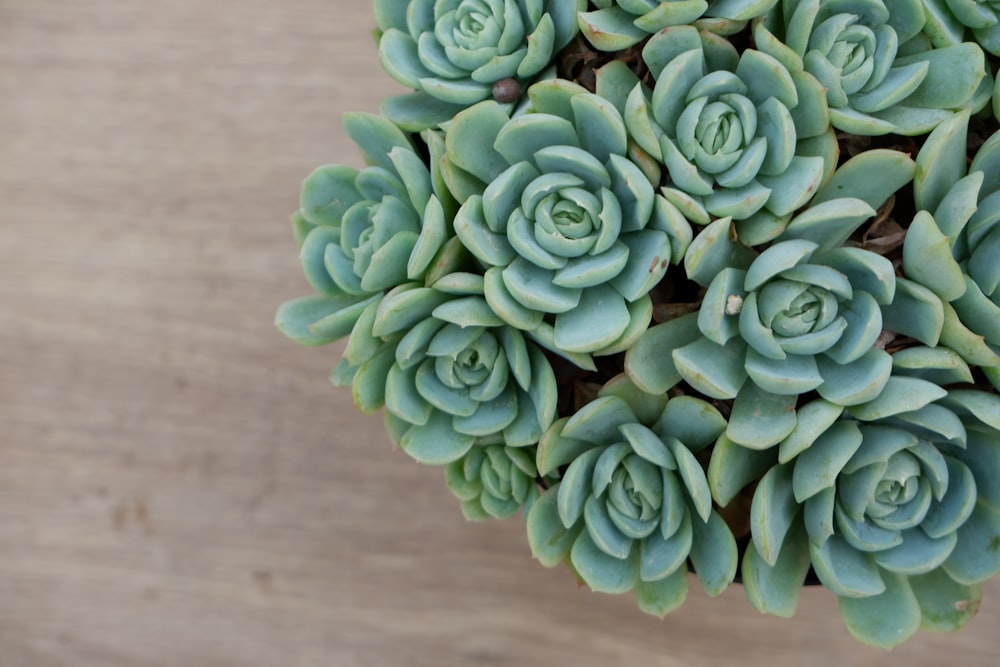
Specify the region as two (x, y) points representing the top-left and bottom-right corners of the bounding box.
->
(1, 2), (997, 665)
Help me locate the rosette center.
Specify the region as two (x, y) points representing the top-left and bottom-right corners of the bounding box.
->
(452, 1), (500, 47)
(433, 328), (500, 389)
(676, 92), (757, 176)
(810, 16), (877, 94)
(758, 280), (839, 338)
(603, 454), (663, 539)
(862, 449), (933, 531)
(523, 180), (609, 259)
(875, 451), (922, 506)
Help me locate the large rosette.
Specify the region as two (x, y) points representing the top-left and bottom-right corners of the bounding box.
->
(754, 0), (988, 135)
(374, 0), (584, 130)
(276, 114), (459, 348)
(337, 276), (559, 465)
(717, 373), (1000, 647)
(627, 151), (917, 448)
(526, 379), (737, 616)
(614, 25), (836, 244)
(442, 81), (693, 357)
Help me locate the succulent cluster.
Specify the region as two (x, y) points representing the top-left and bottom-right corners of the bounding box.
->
(279, 0), (1000, 648)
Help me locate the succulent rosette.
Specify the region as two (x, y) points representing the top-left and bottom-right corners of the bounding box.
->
(579, 0), (780, 50)
(609, 25), (837, 244)
(442, 81), (694, 358)
(338, 276), (559, 465)
(526, 378), (738, 615)
(446, 443), (541, 520)
(275, 114), (464, 347)
(712, 362), (1000, 647)
(922, 0), (1000, 55)
(754, 0), (989, 136)
(373, 0), (585, 130)
(894, 112), (1000, 388)
(627, 150), (916, 449)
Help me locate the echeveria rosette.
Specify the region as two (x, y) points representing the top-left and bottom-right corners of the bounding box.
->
(626, 150), (916, 449)
(899, 112), (1000, 387)
(373, 0), (584, 131)
(335, 275), (559, 465)
(579, 0), (780, 50)
(922, 0), (1000, 55)
(276, 114), (462, 348)
(754, 0), (989, 136)
(446, 444), (541, 520)
(720, 370), (1000, 647)
(526, 379), (738, 616)
(442, 82), (694, 359)
(614, 26), (837, 245)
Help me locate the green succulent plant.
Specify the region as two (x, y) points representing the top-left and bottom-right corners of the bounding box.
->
(441, 81), (693, 358)
(275, 114), (463, 348)
(278, 0), (1000, 648)
(603, 25), (837, 244)
(526, 378), (737, 615)
(754, 0), (989, 135)
(374, 0), (585, 130)
(579, 0), (780, 50)
(716, 375), (1000, 647)
(446, 443), (542, 519)
(338, 276), (559, 465)
(923, 0), (1000, 54)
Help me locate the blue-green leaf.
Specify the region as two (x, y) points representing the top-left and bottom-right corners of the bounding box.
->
(571, 530), (640, 594)
(527, 485), (582, 566)
(839, 572), (921, 648)
(743, 521), (811, 618)
(750, 463), (798, 567)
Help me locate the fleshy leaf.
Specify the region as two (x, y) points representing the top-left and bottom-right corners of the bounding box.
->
(909, 569), (982, 633)
(527, 485), (581, 566)
(400, 409), (476, 464)
(839, 572), (921, 649)
(880, 277), (945, 347)
(726, 384), (797, 450)
(847, 377), (948, 421)
(942, 502), (1000, 584)
(688, 511), (738, 596)
(446, 102), (510, 185)
(903, 211), (968, 301)
(536, 419), (593, 477)
(635, 568), (688, 617)
(708, 433), (777, 507)
(655, 395), (727, 452)
(812, 150), (915, 210)
(743, 521), (811, 618)
(571, 531), (639, 594)
(810, 534), (886, 598)
(914, 110), (970, 213)
(750, 463), (798, 567)
(626, 313), (702, 394)
(673, 337), (749, 399)
(275, 294), (379, 346)
(792, 421), (863, 502)
(815, 349), (893, 406)
(778, 399), (844, 463)
(553, 285), (631, 353)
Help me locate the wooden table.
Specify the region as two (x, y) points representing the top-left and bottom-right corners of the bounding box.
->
(1, 2), (996, 664)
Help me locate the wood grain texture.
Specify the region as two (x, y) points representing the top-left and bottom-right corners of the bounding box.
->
(0, 2), (996, 665)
